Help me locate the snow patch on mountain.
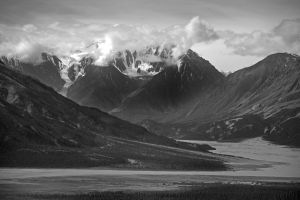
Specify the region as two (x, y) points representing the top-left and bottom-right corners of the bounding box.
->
(58, 56), (77, 89)
(176, 59), (183, 71)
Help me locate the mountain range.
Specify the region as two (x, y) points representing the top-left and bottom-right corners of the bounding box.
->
(1, 49), (299, 147)
(0, 61), (225, 169)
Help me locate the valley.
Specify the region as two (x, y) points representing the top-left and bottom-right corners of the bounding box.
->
(0, 137), (299, 198)
(0, 1), (300, 199)
(1, 51), (299, 199)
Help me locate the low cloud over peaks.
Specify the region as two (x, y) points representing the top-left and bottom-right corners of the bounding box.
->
(0, 16), (299, 69)
(223, 18), (300, 56)
(0, 17), (219, 65)
(274, 19), (300, 44)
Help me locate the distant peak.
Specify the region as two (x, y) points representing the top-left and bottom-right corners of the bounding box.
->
(0, 56), (21, 70)
(178, 49), (211, 67)
(264, 52), (299, 61)
(186, 49), (200, 57)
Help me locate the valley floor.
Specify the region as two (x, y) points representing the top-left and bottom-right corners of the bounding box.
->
(180, 137), (300, 177)
(1, 181), (299, 200)
(0, 137), (299, 199)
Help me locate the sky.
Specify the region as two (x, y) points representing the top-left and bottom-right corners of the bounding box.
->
(0, 0), (299, 72)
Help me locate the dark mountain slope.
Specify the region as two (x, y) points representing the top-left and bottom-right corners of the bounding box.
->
(66, 47), (174, 112)
(112, 49), (224, 122)
(139, 53), (300, 146)
(0, 63), (225, 169)
(67, 64), (141, 112)
(1, 53), (65, 91)
(222, 53), (300, 117)
(175, 53), (300, 122)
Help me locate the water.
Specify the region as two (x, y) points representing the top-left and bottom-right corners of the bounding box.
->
(1, 137), (299, 194)
(0, 137), (299, 179)
(181, 137), (300, 178)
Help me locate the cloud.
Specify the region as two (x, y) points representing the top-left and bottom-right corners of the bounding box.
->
(273, 19), (300, 44)
(0, 16), (219, 64)
(1, 16), (299, 67)
(185, 17), (219, 44)
(22, 24), (38, 32)
(171, 16), (219, 58)
(222, 18), (300, 56)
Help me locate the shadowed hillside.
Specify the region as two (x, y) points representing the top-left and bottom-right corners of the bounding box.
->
(0, 63), (225, 169)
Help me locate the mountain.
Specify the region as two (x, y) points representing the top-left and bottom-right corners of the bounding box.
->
(109, 47), (172, 77)
(0, 56), (22, 71)
(112, 49), (224, 122)
(0, 53), (67, 92)
(0, 63), (225, 169)
(65, 50), (300, 146)
(137, 53), (300, 146)
(2, 49), (299, 146)
(64, 47), (174, 112)
(67, 64), (142, 112)
(0, 48), (167, 112)
(65, 46), (174, 112)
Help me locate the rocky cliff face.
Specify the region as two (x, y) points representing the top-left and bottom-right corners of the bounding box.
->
(110, 47), (172, 77)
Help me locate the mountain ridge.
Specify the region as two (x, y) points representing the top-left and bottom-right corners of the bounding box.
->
(0, 62), (226, 169)
(114, 52), (300, 146)
(2, 50), (299, 146)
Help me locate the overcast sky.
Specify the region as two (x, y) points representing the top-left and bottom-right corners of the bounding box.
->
(0, 0), (299, 71)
